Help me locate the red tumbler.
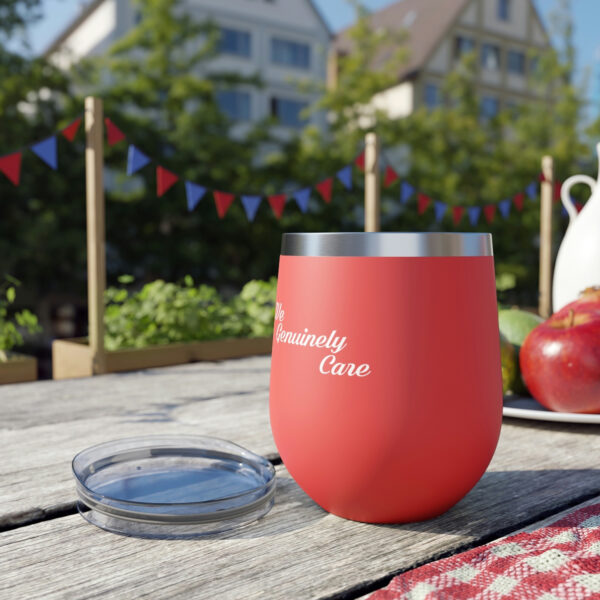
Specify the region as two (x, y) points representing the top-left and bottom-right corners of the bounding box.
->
(269, 233), (502, 523)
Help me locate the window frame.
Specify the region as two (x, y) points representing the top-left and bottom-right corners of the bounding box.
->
(270, 96), (308, 128)
(480, 96), (500, 120)
(216, 89), (252, 122)
(424, 83), (440, 109)
(498, 0), (510, 21)
(219, 27), (252, 58)
(481, 43), (501, 71)
(507, 49), (525, 75)
(270, 37), (311, 70)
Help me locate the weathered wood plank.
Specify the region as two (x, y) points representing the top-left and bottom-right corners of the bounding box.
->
(1, 355), (271, 430)
(3, 357), (600, 599)
(1, 465), (600, 600)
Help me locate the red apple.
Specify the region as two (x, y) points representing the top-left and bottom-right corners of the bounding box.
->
(520, 305), (600, 413)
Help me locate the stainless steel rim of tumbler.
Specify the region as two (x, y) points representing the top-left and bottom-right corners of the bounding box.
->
(281, 233), (493, 257)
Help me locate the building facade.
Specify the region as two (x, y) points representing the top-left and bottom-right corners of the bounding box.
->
(46, 0), (331, 132)
(334, 0), (551, 120)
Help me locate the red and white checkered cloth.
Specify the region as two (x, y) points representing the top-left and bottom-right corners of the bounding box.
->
(369, 503), (600, 599)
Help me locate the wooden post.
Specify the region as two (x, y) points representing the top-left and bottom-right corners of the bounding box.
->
(85, 96), (106, 374)
(364, 132), (381, 232)
(539, 155), (554, 318)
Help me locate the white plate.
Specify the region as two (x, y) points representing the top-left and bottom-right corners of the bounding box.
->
(503, 396), (600, 424)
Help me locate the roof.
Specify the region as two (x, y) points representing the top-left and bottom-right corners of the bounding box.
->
(334, 0), (471, 81)
(44, 0), (331, 58)
(43, 0), (104, 57)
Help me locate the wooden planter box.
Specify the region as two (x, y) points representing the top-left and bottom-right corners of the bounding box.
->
(0, 354), (38, 385)
(52, 336), (272, 380)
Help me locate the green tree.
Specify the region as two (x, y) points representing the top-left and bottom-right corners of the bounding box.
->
(0, 0), (86, 318)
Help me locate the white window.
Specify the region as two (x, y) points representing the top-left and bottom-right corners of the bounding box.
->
(480, 96), (499, 120)
(271, 38), (310, 69)
(507, 50), (525, 75)
(216, 90), (251, 121)
(425, 83), (440, 109)
(455, 36), (475, 59)
(220, 27), (251, 58)
(498, 0), (510, 21)
(270, 97), (307, 128)
(481, 43), (501, 71)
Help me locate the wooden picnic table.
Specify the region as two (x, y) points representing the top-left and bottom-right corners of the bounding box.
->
(1, 355), (600, 599)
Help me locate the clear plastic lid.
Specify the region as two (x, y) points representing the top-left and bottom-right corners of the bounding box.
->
(72, 435), (276, 539)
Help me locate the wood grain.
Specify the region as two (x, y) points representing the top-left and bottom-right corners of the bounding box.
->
(3, 357), (600, 599)
(2, 461), (600, 600)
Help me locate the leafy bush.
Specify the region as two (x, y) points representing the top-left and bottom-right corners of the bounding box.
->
(0, 277), (41, 361)
(104, 276), (277, 350)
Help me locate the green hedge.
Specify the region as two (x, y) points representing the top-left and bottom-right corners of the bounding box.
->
(104, 276), (277, 351)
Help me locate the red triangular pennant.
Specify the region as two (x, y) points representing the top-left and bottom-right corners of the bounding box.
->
(513, 193), (524, 212)
(417, 193), (430, 215)
(355, 151), (365, 172)
(554, 181), (562, 203)
(384, 165), (399, 188)
(268, 194), (286, 219)
(61, 118), (82, 142)
(316, 178), (333, 203)
(575, 201), (583, 213)
(214, 190), (235, 218)
(483, 204), (496, 223)
(104, 117), (126, 146)
(538, 172), (546, 183)
(452, 206), (464, 226)
(513, 192), (524, 211)
(156, 166), (179, 197)
(0, 152), (22, 186)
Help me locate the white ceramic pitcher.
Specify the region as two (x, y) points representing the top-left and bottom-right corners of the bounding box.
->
(552, 143), (600, 312)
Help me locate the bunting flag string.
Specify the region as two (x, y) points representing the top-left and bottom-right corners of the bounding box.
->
(0, 116), (81, 186)
(106, 116), (361, 221)
(380, 153), (564, 226)
(0, 110), (574, 229)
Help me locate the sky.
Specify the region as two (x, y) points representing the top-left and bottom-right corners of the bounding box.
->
(14, 0), (600, 105)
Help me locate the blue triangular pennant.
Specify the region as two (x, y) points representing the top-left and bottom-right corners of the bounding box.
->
(561, 204), (568, 217)
(185, 181), (206, 212)
(400, 182), (415, 204)
(293, 188), (311, 213)
(499, 199), (511, 219)
(336, 165), (352, 190)
(434, 201), (447, 222)
(127, 144), (151, 176)
(526, 182), (537, 200)
(241, 195), (262, 221)
(467, 206), (481, 226)
(30, 136), (57, 170)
